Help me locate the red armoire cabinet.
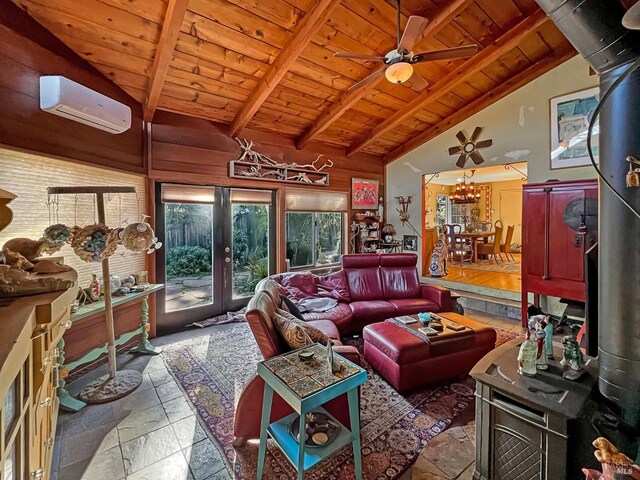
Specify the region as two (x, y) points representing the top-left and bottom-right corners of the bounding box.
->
(521, 179), (598, 325)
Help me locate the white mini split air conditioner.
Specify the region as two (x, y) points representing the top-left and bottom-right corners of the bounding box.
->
(39, 76), (132, 134)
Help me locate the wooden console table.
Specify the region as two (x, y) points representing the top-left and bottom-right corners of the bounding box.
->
(58, 284), (164, 412)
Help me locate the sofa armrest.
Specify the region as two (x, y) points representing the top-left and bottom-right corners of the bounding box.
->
(420, 284), (452, 312)
(332, 345), (362, 366)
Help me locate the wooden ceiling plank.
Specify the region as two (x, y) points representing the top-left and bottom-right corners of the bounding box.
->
(384, 46), (577, 164)
(346, 9), (548, 157)
(228, 0), (341, 137)
(143, 0), (189, 122)
(95, 0), (168, 24)
(295, 0), (473, 149)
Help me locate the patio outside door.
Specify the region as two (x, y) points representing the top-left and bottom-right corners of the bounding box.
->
(155, 184), (275, 333)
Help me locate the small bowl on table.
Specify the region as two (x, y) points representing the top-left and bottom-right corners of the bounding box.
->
(417, 312), (431, 325)
(298, 350), (315, 362)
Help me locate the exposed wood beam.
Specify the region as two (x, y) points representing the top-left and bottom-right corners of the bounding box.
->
(295, 0), (474, 150)
(384, 47), (577, 164)
(229, 0), (341, 138)
(346, 9), (548, 157)
(143, 0), (189, 122)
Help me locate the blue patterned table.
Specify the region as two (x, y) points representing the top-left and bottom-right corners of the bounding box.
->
(256, 343), (367, 480)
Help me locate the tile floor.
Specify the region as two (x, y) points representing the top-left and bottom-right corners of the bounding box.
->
(52, 310), (522, 480)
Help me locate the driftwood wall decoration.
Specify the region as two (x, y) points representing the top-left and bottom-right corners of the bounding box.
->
(229, 138), (332, 186)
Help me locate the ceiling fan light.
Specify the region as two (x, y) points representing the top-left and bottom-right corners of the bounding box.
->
(385, 62), (413, 84)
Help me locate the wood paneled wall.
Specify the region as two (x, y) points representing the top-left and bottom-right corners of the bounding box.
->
(0, 0), (145, 174)
(149, 111), (386, 270)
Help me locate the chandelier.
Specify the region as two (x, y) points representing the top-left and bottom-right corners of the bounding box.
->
(452, 170), (481, 204)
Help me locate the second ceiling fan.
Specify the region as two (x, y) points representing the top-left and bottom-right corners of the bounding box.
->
(334, 0), (478, 92)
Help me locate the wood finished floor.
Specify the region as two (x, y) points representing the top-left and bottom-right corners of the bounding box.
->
(441, 264), (521, 293)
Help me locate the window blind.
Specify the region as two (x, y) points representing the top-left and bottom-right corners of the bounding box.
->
(161, 184), (216, 204)
(285, 188), (348, 212)
(230, 189), (272, 204)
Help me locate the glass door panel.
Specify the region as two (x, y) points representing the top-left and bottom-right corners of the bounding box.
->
(164, 203), (214, 312)
(231, 204), (270, 298)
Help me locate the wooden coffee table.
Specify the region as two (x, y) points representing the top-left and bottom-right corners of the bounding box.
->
(391, 312), (491, 341)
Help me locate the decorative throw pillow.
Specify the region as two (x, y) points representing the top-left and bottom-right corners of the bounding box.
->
(280, 296), (305, 320)
(273, 308), (330, 349)
(317, 270), (351, 302)
(280, 272), (318, 300)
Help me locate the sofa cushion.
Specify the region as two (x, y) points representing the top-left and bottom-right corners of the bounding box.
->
(281, 296), (305, 320)
(348, 300), (396, 323)
(344, 267), (384, 301)
(388, 298), (440, 315)
(342, 254), (380, 269)
(273, 309), (330, 349)
(306, 319), (341, 341)
(302, 303), (354, 337)
(381, 262), (421, 300)
(255, 278), (285, 306)
(317, 270), (351, 302)
(280, 272), (318, 300)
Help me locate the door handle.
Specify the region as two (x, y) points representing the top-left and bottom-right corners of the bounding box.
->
(224, 247), (230, 253)
(225, 257), (231, 263)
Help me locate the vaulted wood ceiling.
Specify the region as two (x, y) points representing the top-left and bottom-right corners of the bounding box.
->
(12, 0), (576, 163)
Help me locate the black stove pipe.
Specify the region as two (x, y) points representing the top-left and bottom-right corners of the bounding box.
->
(535, 0), (640, 427)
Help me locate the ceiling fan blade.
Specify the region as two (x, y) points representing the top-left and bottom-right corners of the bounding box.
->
(456, 131), (467, 144)
(470, 150), (485, 165)
(398, 16), (429, 53)
(471, 126), (483, 142)
(407, 71), (428, 91)
(456, 154), (468, 168)
(347, 67), (386, 92)
(412, 45), (478, 63)
(334, 52), (387, 62)
(475, 139), (493, 148)
(448, 146), (463, 155)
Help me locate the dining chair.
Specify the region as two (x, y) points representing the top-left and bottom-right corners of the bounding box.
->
(444, 224), (473, 264)
(494, 219), (504, 230)
(477, 226), (503, 264)
(500, 225), (515, 262)
(479, 222), (492, 232)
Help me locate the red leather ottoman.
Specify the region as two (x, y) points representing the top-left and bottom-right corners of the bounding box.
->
(363, 316), (497, 393)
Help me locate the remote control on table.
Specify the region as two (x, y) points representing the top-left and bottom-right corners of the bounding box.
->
(446, 321), (466, 331)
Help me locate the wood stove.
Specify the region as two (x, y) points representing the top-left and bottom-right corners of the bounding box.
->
(471, 339), (599, 479)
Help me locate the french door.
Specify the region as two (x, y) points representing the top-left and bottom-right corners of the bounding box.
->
(155, 184), (276, 333)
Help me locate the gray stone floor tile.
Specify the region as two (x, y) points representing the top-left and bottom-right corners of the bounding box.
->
(171, 415), (207, 449)
(121, 424), (181, 474)
(61, 403), (115, 437)
(61, 445), (125, 480)
(157, 379), (184, 403)
(149, 366), (174, 386)
(59, 421), (120, 468)
(126, 451), (193, 480)
(111, 387), (161, 419)
(163, 396), (195, 423)
(117, 404), (170, 443)
(183, 438), (227, 480)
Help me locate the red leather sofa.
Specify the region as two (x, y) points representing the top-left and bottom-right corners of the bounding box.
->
(270, 253), (452, 336)
(233, 278), (360, 444)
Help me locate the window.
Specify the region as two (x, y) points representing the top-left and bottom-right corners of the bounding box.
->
(286, 212), (344, 268)
(435, 194), (449, 226)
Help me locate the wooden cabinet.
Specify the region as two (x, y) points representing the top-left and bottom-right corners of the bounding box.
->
(0, 282), (76, 480)
(521, 180), (598, 325)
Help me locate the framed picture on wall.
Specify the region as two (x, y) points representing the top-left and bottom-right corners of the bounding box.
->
(403, 235), (418, 251)
(550, 87), (600, 170)
(351, 178), (379, 209)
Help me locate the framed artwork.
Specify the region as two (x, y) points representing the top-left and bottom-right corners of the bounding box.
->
(550, 87), (600, 170)
(403, 235), (418, 251)
(351, 178), (379, 209)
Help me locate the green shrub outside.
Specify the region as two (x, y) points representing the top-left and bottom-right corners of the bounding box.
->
(166, 245), (212, 278)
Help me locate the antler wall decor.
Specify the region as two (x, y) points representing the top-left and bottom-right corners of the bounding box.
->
(395, 196), (421, 237)
(448, 127), (492, 168)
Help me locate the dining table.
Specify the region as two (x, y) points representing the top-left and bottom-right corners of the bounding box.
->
(459, 231), (495, 263)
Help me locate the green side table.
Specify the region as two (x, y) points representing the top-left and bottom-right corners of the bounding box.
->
(256, 344), (367, 480)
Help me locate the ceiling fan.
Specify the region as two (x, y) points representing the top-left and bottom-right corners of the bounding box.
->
(333, 0), (478, 92)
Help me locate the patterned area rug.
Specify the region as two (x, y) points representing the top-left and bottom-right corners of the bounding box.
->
(162, 323), (517, 480)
